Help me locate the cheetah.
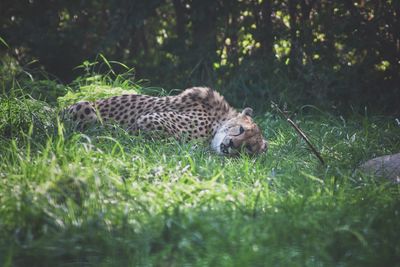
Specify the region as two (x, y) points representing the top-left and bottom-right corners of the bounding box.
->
(66, 87), (268, 156)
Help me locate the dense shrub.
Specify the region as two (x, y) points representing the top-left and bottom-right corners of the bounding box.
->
(1, 0), (399, 114)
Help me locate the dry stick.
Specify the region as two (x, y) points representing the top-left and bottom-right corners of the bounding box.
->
(271, 101), (325, 166)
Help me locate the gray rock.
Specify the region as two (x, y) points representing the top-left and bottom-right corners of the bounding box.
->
(360, 153), (400, 183)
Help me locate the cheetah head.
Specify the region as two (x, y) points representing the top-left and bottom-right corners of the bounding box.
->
(211, 107), (268, 156)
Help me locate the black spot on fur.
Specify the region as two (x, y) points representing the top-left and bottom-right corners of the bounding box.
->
(84, 108), (91, 115)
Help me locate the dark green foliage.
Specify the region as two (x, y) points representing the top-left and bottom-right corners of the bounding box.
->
(1, 0), (399, 114)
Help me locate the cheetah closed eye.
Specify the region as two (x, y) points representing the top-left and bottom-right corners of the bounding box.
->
(65, 87), (268, 156)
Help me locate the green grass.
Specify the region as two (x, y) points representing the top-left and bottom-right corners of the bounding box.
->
(0, 71), (399, 267)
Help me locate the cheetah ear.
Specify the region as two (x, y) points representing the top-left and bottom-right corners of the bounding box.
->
(241, 107), (253, 117)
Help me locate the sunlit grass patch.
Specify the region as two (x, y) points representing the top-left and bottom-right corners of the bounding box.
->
(0, 94), (56, 143)
(57, 84), (139, 108)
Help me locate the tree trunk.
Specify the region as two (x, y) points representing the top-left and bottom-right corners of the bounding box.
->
(190, 0), (218, 83)
(191, 0), (217, 57)
(225, 0), (240, 66)
(299, 0), (315, 62)
(260, 0), (273, 57)
(172, 0), (188, 43)
(288, 0), (299, 69)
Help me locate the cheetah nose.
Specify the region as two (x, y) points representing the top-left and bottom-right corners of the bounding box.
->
(261, 140), (268, 153)
(220, 139), (235, 154)
(220, 143), (229, 154)
(228, 139), (234, 148)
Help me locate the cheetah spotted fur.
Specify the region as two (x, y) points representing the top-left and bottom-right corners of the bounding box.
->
(66, 87), (267, 156)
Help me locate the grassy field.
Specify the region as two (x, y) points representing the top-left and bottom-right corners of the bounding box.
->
(0, 72), (399, 267)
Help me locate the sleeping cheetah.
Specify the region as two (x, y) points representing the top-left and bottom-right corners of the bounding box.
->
(66, 87), (267, 156)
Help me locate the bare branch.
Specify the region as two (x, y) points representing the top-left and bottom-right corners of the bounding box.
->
(271, 101), (325, 166)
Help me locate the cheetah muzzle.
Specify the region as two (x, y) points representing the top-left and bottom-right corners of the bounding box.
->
(65, 87), (268, 156)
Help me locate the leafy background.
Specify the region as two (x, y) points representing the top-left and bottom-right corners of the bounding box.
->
(1, 0), (399, 114)
(1, 1), (400, 266)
